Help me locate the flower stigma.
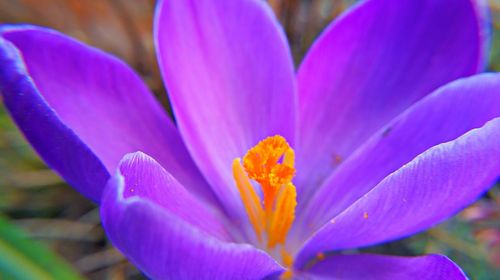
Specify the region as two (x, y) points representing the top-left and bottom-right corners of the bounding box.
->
(232, 135), (297, 276)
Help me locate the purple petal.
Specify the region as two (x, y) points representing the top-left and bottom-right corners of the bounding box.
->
(297, 73), (500, 238)
(295, 118), (500, 268)
(299, 254), (466, 279)
(0, 25), (214, 204)
(295, 0), (489, 202)
(116, 152), (231, 240)
(155, 0), (296, 222)
(101, 153), (284, 279)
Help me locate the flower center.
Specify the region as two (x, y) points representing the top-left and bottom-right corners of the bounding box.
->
(232, 135), (297, 255)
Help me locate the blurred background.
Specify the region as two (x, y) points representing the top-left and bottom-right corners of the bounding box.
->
(0, 0), (499, 279)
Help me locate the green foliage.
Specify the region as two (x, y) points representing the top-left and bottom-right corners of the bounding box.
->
(0, 215), (86, 280)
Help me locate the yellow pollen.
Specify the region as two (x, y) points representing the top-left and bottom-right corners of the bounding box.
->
(316, 252), (326, 261)
(363, 212), (369, 219)
(333, 154), (343, 165)
(232, 135), (297, 251)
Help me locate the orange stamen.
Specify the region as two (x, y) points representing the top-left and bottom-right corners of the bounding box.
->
(233, 135), (297, 251)
(232, 158), (266, 242)
(280, 248), (294, 280)
(268, 183), (296, 248)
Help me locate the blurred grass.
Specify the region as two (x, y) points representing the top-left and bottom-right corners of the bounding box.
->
(0, 215), (85, 280)
(0, 0), (499, 279)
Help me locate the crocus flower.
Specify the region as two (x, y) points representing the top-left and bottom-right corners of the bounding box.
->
(0, 0), (499, 279)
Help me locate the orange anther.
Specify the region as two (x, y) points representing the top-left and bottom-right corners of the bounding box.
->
(233, 135), (297, 250)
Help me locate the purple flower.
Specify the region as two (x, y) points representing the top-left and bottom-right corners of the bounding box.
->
(0, 0), (499, 279)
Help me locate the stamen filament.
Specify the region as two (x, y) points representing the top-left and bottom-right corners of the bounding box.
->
(280, 248), (294, 279)
(268, 183), (297, 248)
(232, 158), (265, 242)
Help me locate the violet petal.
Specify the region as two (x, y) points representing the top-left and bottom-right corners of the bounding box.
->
(154, 0), (297, 223)
(101, 153), (284, 279)
(297, 74), (500, 238)
(300, 254), (466, 280)
(116, 152), (231, 241)
(295, 0), (489, 202)
(295, 118), (500, 268)
(0, 25), (214, 204)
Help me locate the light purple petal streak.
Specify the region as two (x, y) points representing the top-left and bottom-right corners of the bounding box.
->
(295, 0), (488, 203)
(296, 73), (500, 238)
(295, 118), (500, 268)
(300, 254), (466, 280)
(0, 26), (215, 204)
(101, 152), (284, 280)
(155, 0), (296, 223)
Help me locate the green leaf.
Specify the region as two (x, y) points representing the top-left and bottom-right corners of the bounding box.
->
(0, 215), (86, 280)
